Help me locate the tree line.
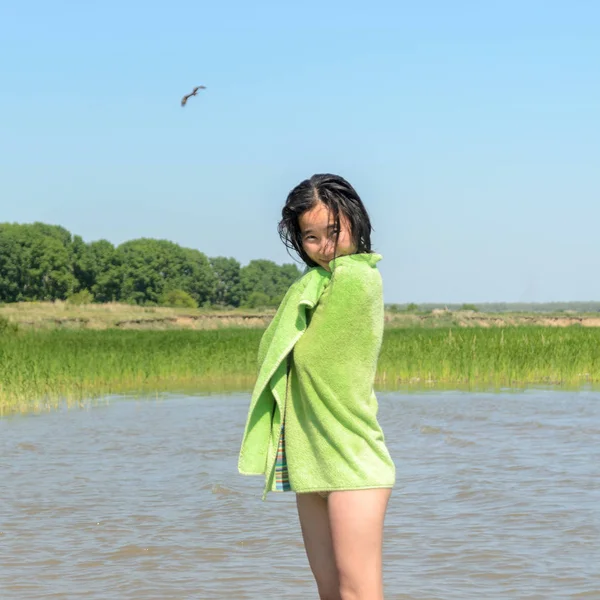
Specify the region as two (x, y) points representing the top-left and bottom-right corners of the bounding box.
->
(0, 223), (303, 309)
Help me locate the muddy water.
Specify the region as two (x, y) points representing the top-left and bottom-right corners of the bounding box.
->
(1, 390), (599, 599)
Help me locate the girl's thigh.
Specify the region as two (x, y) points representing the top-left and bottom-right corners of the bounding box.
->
(327, 488), (392, 599)
(296, 492), (340, 599)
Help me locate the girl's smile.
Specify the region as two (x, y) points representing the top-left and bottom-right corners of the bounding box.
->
(298, 203), (357, 272)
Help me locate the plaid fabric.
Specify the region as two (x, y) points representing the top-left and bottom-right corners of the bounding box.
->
(275, 422), (291, 491)
(274, 352), (292, 492)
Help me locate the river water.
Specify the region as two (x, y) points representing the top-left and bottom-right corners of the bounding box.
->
(1, 390), (599, 599)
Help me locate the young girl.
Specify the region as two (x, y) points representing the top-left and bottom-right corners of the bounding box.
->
(238, 173), (395, 600)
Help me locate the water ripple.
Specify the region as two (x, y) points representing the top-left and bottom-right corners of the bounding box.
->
(1, 390), (599, 598)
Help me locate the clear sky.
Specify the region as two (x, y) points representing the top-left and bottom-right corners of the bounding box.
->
(1, 1), (598, 303)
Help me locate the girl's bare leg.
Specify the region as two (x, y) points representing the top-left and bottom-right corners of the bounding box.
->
(296, 492), (341, 600)
(328, 488), (392, 600)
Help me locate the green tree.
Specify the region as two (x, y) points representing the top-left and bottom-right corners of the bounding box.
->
(0, 222), (305, 308)
(29, 222), (74, 248)
(96, 238), (217, 306)
(0, 223), (77, 302)
(209, 256), (242, 307)
(239, 260), (302, 307)
(179, 247), (218, 306)
(73, 238), (117, 299)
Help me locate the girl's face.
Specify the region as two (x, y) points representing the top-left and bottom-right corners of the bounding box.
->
(299, 202), (357, 272)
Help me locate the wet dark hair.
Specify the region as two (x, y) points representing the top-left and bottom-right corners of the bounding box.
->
(278, 173), (373, 270)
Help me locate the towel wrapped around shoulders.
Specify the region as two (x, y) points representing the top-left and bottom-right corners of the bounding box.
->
(238, 252), (395, 500)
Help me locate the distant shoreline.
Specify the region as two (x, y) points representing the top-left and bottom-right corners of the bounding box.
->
(2, 301), (600, 331)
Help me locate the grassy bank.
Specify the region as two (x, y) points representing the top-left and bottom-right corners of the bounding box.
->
(0, 301), (271, 330)
(2, 301), (600, 330)
(2, 327), (600, 414)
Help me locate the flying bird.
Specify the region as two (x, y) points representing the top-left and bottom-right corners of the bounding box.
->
(181, 85), (206, 107)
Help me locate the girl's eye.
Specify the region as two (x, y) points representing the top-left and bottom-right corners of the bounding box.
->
(304, 231), (338, 241)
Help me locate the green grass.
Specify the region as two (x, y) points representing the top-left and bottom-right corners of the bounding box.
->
(0, 329), (262, 414)
(2, 326), (600, 414)
(378, 327), (600, 386)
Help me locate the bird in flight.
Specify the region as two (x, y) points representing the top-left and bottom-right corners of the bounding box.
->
(181, 85), (206, 107)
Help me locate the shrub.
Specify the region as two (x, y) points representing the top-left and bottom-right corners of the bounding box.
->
(460, 303), (479, 312)
(244, 291), (270, 309)
(159, 289), (198, 309)
(67, 290), (94, 305)
(269, 294), (284, 308)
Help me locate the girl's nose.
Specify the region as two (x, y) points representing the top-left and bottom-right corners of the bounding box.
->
(321, 236), (335, 252)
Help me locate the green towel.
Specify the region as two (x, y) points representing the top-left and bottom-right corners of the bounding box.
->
(238, 252), (395, 500)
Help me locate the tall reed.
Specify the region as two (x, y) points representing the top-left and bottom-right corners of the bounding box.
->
(0, 329), (261, 413)
(378, 327), (600, 386)
(1, 327), (599, 413)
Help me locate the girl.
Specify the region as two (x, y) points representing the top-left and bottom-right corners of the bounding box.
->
(238, 173), (395, 600)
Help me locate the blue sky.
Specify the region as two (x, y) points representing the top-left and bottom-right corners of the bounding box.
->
(1, 1), (598, 303)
